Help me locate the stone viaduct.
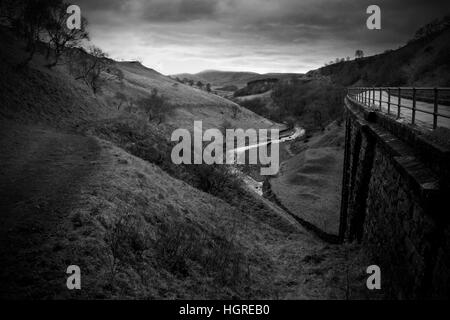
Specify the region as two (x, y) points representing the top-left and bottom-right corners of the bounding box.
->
(340, 95), (450, 299)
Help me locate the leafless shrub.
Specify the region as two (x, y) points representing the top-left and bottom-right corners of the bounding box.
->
(44, 1), (89, 68)
(136, 89), (173, 125)
(231, 105), (240, 119)
(69, 46), (111, 93)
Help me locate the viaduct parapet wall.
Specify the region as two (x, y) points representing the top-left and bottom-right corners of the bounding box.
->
(341, 96), (450, 299)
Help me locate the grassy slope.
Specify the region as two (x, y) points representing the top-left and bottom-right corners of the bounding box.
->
(0, 28), (376, 299)
(270, 122), (346, 236)
(113, 63), (277, 130)
(309, 26), (450, 87)
(0, 29), (115, 127)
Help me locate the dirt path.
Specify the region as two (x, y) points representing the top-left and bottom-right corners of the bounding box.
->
(0, 121), (106, 299)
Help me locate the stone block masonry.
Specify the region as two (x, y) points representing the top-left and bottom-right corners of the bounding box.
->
(340, 96), (450, 299)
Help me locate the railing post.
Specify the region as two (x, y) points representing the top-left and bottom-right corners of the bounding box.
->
(397, 88), (401, 118)
(387, 88), (391, 115)
(372, 87), (375, 106)
(433, 88), (438, 129)
(364, 88), (367, 104)
(412, 88), (416, 125)
(379, 88), (383, 111)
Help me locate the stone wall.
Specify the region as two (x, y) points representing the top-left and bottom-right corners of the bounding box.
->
(341, 97), (450, 299)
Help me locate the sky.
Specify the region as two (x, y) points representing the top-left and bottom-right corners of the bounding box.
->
(76, 0), (450, 75)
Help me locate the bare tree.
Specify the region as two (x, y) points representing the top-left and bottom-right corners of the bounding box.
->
(314, 110), (323, 130)
(9, 0), (53, 67)
(355, 49), (364, 60)
(70, 46), (110, 93)
(231, 105), (239, 119)
(45, 1), (89, 68)
(137, 89), (171, 125)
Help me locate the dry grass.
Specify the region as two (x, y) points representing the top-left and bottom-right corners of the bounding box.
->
(0, 27), (376, 300)
(269, 122), (345, 236)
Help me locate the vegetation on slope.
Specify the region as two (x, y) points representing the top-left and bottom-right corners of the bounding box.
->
(0, 1), (386, 300)
(311, 16), (450, 87)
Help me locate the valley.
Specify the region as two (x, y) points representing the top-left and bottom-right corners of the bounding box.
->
(1, 10), (449, 300)
(0, 26), (371, 300)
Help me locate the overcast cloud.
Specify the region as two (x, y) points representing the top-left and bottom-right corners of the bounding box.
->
(76, 0), (450, 74)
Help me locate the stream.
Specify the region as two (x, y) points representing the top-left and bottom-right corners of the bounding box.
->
(228, 127), (305, 196)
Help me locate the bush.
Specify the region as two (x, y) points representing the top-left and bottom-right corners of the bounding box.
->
(270, 80), (344, 128)
(136, 89), (172, 125)
(188, 164), (240, 196)
(239, 98), (270, 119)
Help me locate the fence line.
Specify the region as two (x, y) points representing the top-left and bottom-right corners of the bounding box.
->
(347, 87), (450, 130)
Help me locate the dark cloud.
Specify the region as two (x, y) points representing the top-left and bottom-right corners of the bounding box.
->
(75, 0), (450, 74)
(139, 0), (219, 22)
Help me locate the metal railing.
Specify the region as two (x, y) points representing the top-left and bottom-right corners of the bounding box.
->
(347, 87), (450, 130)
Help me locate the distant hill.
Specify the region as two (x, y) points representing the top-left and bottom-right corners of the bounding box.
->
(172, 70), (304, 89)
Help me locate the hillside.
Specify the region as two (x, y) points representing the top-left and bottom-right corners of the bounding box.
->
(173, 70), (304, 89)
(309, 17), (450, 87)
(111, 63), (276, 130)
(0, 28), (275, 132)
(0, 26), (373, 299)
(269, 122), (345, 236)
